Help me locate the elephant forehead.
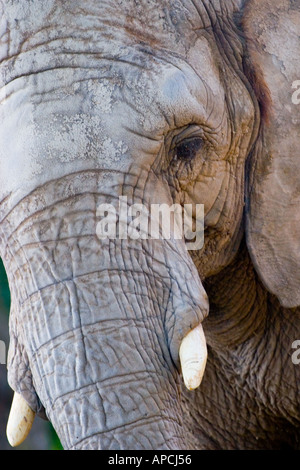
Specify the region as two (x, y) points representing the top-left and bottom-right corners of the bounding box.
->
(0, 0), (235, 134)
(0, 1), (246, 67)
(0, 0), (206, 57)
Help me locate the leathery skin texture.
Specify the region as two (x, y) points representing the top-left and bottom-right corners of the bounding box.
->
(0, 0), (299, 449)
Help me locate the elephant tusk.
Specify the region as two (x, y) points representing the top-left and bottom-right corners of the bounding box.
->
(179, 324), (207, 391)
(6, 392), (35, 447)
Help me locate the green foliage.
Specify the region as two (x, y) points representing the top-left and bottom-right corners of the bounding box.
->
(0, 258), (10, 315)
(49, 423), (64, 450)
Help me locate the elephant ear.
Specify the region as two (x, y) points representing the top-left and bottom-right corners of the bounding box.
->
(244, 0), (300, 308)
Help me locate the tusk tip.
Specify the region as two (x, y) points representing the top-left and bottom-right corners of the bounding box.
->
(179, 324), (208, 391)
(7, 431), (22, 448)
(6, 392), (35, 447)
(181, 364), (206, 391)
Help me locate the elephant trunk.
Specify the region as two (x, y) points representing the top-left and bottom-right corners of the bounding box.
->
(8, 288), (205, 449)
(41, 319), (185, 450)
(2, 173), (208, 449)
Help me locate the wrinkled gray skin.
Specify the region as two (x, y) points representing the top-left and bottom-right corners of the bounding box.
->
(0, 0), (299, 450)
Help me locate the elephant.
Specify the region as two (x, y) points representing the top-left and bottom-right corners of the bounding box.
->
(0, 0), (299, 450)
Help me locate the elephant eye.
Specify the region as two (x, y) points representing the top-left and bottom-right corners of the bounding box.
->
(175, 137), (203, 162)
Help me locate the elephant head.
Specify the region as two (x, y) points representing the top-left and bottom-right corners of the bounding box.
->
(0, 0), (299, 450)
